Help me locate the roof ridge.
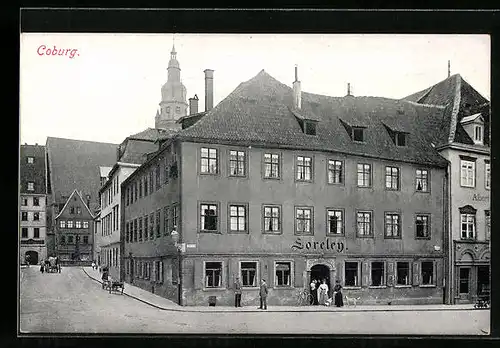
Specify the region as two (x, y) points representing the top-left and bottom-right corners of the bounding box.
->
(47, 136), (118, 146)
(447, 74), (462, 143)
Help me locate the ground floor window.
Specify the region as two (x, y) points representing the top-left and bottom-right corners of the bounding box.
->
(345, 261), (360, 287)
(396, 262), (410, 285)
(275, 261), (292, 287)
(155, 260), (164, 283)
(459, 268), (470, 294)
(205, 261), (222, 288)
(370, 261), (385, 286)
(421, 261), (434, 285)
(240, 261), (257, 287)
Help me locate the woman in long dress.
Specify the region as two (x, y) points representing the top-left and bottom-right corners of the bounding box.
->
(318, 279), (329, 306)
(334, 280), (344, 307)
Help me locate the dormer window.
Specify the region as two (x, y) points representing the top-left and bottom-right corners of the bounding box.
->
(353, 128), (364, 142)
(460, 113), (484, 145)
(474, 125), (483, 144)
(394, 132), (407, 147)
(305, 121), (317, 136)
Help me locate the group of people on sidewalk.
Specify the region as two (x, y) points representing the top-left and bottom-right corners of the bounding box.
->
(233, 277), (268, 309)
(310, 279), (344, 307)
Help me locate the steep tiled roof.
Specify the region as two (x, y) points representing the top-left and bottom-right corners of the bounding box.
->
(402, 74), (490, 147)
(129, 128), (168, 141)
(20, 144), (46, 194)
(46, 137), (118, 211)
(177, 70), (448, 167)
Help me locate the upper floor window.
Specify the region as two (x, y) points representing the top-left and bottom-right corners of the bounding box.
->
(173, 204), (179, 229)
(144, 175), (148, 196)
(21, 212), (28, 221)
(385, 166), (400, 190)
(59, 220), (66, 228)
(27, 156), (34, 164)
(296, 156), (313, 182)
(327, 209), (344, 235)
(295, 207), (313, 235)
(83, 221), (89, 228)
(460, 213), (476, 239)
(385, 213), (401, 238)
(33, 212), (40, 221)
(263, 153), (280, 179)
(229, 204), (247, 233)
(149, 171), (154, 193)
(200, 147), (218, 174)
(485, 162), (490, 190)
(328, 160), (343, 184)
(76, 207), (82, 215)
(474, 125), (483, 144)
(83, 236), (89, 244)
(70, 206), (75, 214)
(229, 150), (246, 177)
(357, 163), (371, 187)
(27, 182), (34, 191)
(356, 211), (373, 237)
(22, 198), (28, 206)
(156, 165), (161, 190)
(200, 203), (218, 232)
(415, 214), (430, 239)
(156, 209), (161, 238)
(33, 197), (39, 206)
(416, 169), (429, 192)
(75, 220), (81, 228)
(166, 106), (170, 114)
(67, 220), (74, 228)
(263, 205), (281, 234)
(352, 127), (364, 142)
(485, 210), (490, 241)
(460, 159), (475, 187)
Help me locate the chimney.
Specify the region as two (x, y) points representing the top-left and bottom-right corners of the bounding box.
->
(204, 69), (214, 111)
(293, 65), (301, 109)
(448, 60), (451, 78)
(189, 94), (199, 115)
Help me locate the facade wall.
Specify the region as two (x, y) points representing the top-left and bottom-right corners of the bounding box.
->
(440, 145), (490, 304)
(176, 141), (446, 306)
(20, 194), (47, 264)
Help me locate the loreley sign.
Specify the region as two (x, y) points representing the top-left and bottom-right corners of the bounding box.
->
(291, 237), (345, 252)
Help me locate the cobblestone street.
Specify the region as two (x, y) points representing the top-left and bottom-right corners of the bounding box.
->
(19, 266), (490, 335)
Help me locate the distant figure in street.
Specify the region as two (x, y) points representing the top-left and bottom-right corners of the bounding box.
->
(91, 261), (96, 270)
(258, 279), (268, 310)
(318, 279), (329, 306)
(40, 262), (44, 273)
(334, 279), (344, 307)
(234, 276), (243, 307)
(25, 255), (30, 267)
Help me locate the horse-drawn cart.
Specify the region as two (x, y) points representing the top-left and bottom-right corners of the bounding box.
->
(44, 257), (61, 273)
(102, 279), (124, 294)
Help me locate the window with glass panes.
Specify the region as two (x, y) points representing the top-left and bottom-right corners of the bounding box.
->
(21, 212), (28, 221)
(156, 209), (161, 237)
(229, 205), (247, 232)
(83, 221), (88, 228)
(34, 228), (40, 238)
(67, 220), (74, 228)
(416, 169), (429, 192)
(125, 222), (129, 242)
(139, 177), (143, 198)
(295, 208), (312, 235)
(33, 197), (39, 206)
(21, 228), (28, 238)
(396, 262), (410, 285)
(264, 206), (281, 233)
(485, 163), (490, 189)
(385, 166), (400, 190)
(357, 163), (371, 187)
(296, 156), (312, 181)
(163, 206), (170, 235)
(416, 214), (430, 238)
(421, 261), (434, 285)
(83, 236), (89, 244)
(144, 215), (148, 241)
(461, 213), (476, 239)
(327, 209), (343, 235)
(75, 220), (80, 228)
(345, 262), (359, 287)
(263, 153), (280, 178)
(485, 210), (490, 241)
(164, 157), (169, 184)
(240, 262), (257, 287)
(201, 148), (218, 174)
(138, 217), (143, 242)
(205, 262), (222, 288)
(356, 211), (372, 236)
(173, 205), (178, 228)
(134, 219), (138, 242)
(156, 164), (161, 190)
(275, 262), (291, 286)
(149, 213), (154, 239)
(371, 262), (384, 286)
(60, 235), (66, 244)
(229, 150), (246, 176)
(149, 171), (154, 193)
(385, 213), (401, 238)
(201, 204), (218, 231)
(328, 160), (343, 184)
(460, 160), (475, 187)
(144, 174), (148, 196)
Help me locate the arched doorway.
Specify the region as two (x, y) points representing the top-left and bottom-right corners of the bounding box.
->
(311, 264), (331, 297)
(25, 250), (39, 265)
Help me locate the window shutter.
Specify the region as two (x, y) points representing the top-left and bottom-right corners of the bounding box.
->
(387, 261), (394, 286)
(413, 262), (419, 285)
(294, 259), (304, 288)
(194, 259), (204, 290)
(362, 262), (369, 286)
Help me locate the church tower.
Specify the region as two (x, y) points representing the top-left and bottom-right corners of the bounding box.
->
(155, 44), (188, 130)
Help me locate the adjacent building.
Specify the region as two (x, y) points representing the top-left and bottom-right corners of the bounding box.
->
(404, 73), (491, 304)
(19, 144), (47, 265)
(122, 68), (450, 306)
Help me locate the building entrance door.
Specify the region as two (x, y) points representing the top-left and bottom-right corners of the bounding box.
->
(311, 264), (331, 298)
(459, 267), (471, 301)
(25, 250), (38, 265)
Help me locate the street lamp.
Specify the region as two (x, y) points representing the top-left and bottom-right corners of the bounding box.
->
(170, 225), (183, 306)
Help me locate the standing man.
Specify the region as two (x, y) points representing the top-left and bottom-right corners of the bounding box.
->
(259, 278), (268, 310)
(310, 279), (317, 305)
(234, 276), (243, 308)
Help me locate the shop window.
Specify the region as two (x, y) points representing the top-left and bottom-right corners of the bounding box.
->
(357, 163), (371, 187)
(416, 169), (429, 192)
(385, 213), (401, 238)
(205, 261), (222, 288)
(21, 212), (28, 221)
(396, 262), (410, 286)
(229, 150), (246, 177)
(240, 261), (257, 287)
(263, 205), (281, 233)
(385, 166), (400, 190)
(356, 211), (372, 237)
(275, 261), (291, 287)
(34, 228), (40, 238)
(200, 147), (218, 174)
(415, 214), (430, 239)
(328, 160), (343, 184)
(327, 209), (344, 235)
(263, 153), (280, 179)
(370, 261), (385, 286)
(459, 268), (470, 294)
(345, 262), (360, 287)
(21, 228), (28, 238)
(296, 156), (313, 181)
(200, 203), (218, 232)
(421, 261), (434, 285)
(295, 207), (313, 235)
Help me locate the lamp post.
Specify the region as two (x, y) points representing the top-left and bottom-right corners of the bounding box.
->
(170, 226), (183, 306)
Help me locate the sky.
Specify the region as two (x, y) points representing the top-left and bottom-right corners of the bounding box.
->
(20, 33), (490, 145)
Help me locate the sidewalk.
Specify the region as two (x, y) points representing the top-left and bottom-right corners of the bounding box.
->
(82, 267), (479, 313)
